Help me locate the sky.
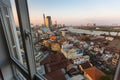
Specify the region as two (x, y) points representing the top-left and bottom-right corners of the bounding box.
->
(11, 0), (120, 26)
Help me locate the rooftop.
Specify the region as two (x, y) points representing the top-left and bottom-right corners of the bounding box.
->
(44, 69), (66, 80)
(79, 61), (93, 70)
(108, 39), (120, 51)
(84, 67), (105, 80)
(40, 53), (67, 65)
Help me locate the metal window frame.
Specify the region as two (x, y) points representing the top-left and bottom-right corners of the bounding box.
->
(14, 0), (36, 79)
(0, 0), (35, 80)
(0, 1), (15, 60)
(35, 73), (47, 80)
(0, 6), (23, 80)
(114, 59), (120, 80)
(0, 0), (27, 78)
(11, 57), (29, 79)
(0, 0), (23, 62)
(12, 0), (47, 79)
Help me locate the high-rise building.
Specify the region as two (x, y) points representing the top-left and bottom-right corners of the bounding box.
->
(43, 13), (46, 26)
(45, 16), (52, 27)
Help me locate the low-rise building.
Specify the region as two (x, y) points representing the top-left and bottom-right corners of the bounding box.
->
(73, 55), (90, 65)
(79, 61), (93, 71)
(105, 37), (114, 41)
(61, 48), (84, 59)
(84, 67), (105, 80)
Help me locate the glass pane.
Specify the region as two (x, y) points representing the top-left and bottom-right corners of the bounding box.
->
(26, 0), (120, 80)
(1, 0), (28, 69)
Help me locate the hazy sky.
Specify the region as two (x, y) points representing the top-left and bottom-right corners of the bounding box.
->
(12, 0), (120, 26)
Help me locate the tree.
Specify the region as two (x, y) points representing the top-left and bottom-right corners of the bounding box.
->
(99, 75), (113, 80)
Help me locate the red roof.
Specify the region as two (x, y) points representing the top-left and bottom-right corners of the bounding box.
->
(44, 60), (69, 73)
(44, 69), (66, 80)
(84, 67), (105, 80)
(105, 46), (120, 53)
(41, 53), (67, 65)
(93, 38), (106, 43)
(41, 53), (71, 73)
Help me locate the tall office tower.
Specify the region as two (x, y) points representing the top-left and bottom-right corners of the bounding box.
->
(45, 16), (52, 27)
(43, 13), (46, 26)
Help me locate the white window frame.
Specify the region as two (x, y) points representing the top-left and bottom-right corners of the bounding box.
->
(0, 0), (40, 80)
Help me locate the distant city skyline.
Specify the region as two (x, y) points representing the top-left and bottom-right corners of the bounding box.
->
(11, 0), (120, 26)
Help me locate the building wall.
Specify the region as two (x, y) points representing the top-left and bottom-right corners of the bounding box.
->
(45, 18), (49, 27)
(45, 16), (52, 27)
(1, 65), (13, 80)
(0, 73), (2, 80)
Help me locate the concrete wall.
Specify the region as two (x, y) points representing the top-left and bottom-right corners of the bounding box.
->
(1, 65), (13, 80)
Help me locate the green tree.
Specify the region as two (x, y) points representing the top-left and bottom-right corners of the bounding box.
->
(99, 75), (113, 80)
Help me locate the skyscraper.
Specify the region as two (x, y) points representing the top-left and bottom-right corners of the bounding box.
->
(45, 16), (52, 27)
(43, 13), (46, 26)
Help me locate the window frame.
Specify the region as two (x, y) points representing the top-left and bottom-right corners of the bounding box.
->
(14, 0), (36, 79)
(0, 0), (38, 80)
